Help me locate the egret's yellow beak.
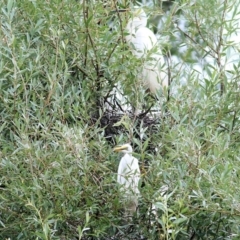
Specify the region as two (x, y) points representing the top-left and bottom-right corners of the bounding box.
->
(113, 145), (128, 152)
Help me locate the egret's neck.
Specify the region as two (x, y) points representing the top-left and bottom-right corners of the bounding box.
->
(127, 17), (146, 34)
(123, 150), (132, 155)
(129, 8), (147, 29)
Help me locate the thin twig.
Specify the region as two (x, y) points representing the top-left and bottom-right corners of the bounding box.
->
(166, 50), (171, 102)
(194, 13), (217, 55)
(113, 0), (126, 46)
(217, 0), (228, 94)
(83, 0), (89, 80)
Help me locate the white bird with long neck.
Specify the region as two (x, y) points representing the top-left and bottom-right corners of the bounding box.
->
(114, 143), (140, 217)
(125, 7), (168, 94)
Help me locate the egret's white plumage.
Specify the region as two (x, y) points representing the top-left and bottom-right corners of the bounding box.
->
(114, 143), (140, 216)
(125, 7), (168, 93)
(126, 9), (154, 57)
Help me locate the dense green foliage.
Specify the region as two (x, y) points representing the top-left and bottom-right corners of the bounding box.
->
(1, 0), (240, 239)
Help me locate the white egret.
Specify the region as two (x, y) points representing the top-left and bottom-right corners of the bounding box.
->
(125, 7), (168, 94)
(113, 143), (140, 217)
